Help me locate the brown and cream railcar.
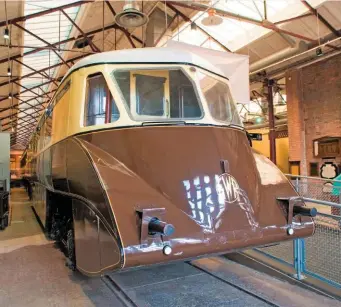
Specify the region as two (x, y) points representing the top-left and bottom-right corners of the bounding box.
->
(21, 47), (315, 276)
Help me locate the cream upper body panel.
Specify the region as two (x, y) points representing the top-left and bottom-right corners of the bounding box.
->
(51, 77), (72, 145)
(33, 62), (243, 156)
(67, 63), (223, 138)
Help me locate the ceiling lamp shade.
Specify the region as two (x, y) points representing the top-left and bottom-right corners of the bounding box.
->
(201, 9), (223, 26)
(115, 1), (149, 28)
(3, 28), (9, 40)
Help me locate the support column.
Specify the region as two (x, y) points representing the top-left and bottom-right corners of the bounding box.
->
(286, 69), (306, 175)
(267, 79), (276, 164)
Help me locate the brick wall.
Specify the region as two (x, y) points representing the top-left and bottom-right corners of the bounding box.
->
(286, 53), (341, 175)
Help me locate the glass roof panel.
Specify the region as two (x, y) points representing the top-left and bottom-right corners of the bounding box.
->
(163, 0), (328, 52)
(17, 0), (80, 138)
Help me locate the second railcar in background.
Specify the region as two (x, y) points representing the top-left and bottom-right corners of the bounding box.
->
(21, 47), (315, 276)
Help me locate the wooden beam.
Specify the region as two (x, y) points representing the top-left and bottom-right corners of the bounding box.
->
(0, 54), (84, 90)
(12, 108), (38, 123)
(14, 23), (71, 69)
(0, 1), (93, 27)
(169, 1), (339, 51)
(2, 113), (41, 131)
(263, 0), (267, 20)
(154, 14), (178, 46)
(12, 82), (42, 109)
(0, 89), (56, 116)
(0, 79), (57, 104)
(105, 1), (136, 48)
(5, 124), (37, 133)
(0, 22), (143, 66)
(274, 12), (313, 25)
(60, 9), (101, 52)
(14, 58), (59, 87)
(0, 24), (116, 66)
(166, 3), (231, 52)
(302, 1), (340, 37)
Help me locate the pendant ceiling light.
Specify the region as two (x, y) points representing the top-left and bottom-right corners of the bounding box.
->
(201, 9), (223, 26)
(3, 28), (9, 40)
(115, 1), (149, 28)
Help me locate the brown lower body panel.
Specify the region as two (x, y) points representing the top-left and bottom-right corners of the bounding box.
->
(35, 125), (314, 276)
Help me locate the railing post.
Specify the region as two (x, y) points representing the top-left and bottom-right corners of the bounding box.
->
(295, 177), (299, 193)
(301, 239), (306, 272)
(293, 238), (306, 280)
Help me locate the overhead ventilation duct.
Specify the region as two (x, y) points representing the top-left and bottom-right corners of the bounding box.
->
(115, 1), (149, 28)
(250, 41), (308, 73)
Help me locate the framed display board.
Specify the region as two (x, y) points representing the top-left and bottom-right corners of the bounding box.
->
(313, 137), (341, 158)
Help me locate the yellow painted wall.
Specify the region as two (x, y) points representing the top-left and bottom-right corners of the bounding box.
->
(248, 128), (289, 173)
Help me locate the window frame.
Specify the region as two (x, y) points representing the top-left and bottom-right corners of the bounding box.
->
(111, 65), (205, 122)
(83, 72), (120, 127)
(197, 69), (242, 127)
(309, 162), (319, 177)
(132, 71), (168, 119)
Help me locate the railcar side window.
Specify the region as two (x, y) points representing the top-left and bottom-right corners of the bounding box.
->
(84, 73), (120, 127)
(198, 72), (242, 126)
(44, 111), (52, 147)
(112, 69), (202, 120)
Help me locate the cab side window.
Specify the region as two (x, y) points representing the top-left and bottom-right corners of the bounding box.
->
(84, 73), (119, 127)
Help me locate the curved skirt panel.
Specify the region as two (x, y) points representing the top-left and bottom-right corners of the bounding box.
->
(49, 138), (124, 276)
(72, 198), (122, 276)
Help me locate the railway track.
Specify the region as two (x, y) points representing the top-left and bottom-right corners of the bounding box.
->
(101, 259), (279, 307)
(187, 261), (280, 307)
(30, 207), (338, 306)
(102, 275), (139, 307)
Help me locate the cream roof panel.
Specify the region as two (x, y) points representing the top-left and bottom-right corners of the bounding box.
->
(64, 46), (227, 79)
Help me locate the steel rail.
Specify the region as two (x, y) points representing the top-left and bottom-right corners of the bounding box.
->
(101, 275), (138, 307)
(188, 261), (280, 307)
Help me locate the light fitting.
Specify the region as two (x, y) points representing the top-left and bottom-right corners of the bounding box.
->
(191, 22), (197, 31)
(201, 9), (223, 26)
(4, 28), (9, 40)
(115, 1), (149, 28)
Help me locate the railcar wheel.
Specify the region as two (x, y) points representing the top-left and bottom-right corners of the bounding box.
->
(0, 218), (5, 230)
(66, 228), (76, 271)
(50, 213), (64, 241)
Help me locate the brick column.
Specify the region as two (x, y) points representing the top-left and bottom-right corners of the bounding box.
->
(286, 69), (307, 175)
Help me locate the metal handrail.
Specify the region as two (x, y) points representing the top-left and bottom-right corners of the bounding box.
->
(317, 211), (341, 221)
(302, 197), (341, 208)
(253, 175), (341, 288)
(285, 174), (341, 184)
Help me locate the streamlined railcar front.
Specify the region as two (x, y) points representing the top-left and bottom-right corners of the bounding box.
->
(63, 64), (314, 275)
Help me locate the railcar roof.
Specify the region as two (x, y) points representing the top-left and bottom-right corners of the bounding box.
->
(63, 47), (226, 81)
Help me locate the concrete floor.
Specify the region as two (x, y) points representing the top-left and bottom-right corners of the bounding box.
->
(0, 188), (124, 307)
(1, 188), (340, 307)
(0, 187), (47, 253)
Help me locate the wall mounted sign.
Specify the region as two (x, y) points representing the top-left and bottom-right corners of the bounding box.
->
(313, 137), (341, 158)
(320, 162), (338, 179)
